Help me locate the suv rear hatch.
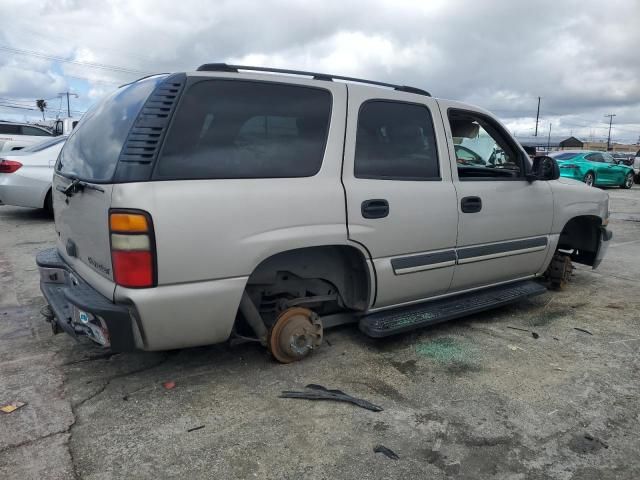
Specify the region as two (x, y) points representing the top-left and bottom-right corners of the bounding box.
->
(52, 74), (179, 299)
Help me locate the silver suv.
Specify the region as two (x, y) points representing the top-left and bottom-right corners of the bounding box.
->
(37, 64), (611, 363)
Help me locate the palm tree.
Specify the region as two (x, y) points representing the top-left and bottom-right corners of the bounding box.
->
(36, 99), (47, 121)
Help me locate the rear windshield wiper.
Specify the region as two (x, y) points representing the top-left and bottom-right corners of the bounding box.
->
(56, 178), (105, 197)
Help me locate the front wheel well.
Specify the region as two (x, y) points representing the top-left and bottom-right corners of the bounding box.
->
(557, 215), (602, 266)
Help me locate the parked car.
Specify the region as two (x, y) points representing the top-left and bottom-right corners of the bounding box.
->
(0, 136), (67, 213)
(36, 65), (611, 363)
(52, 117), (80, 136)
(611, 152), (635, 166)
(0, 121), (54, 152)
(634, 150), (640, 183)
(549, 150), (634, 188)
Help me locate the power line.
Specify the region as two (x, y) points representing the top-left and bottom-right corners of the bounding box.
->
(534, 96), (540, 136)
(58, 91), (78, 117)
(0, 44), (151, 76)
(604, 114), (616, 151)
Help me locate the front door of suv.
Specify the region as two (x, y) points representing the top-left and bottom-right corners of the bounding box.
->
(440, 103), (554, 292)
(342, 88), (458, 308)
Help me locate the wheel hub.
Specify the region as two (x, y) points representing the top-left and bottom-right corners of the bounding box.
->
(268, 307), (323, 363)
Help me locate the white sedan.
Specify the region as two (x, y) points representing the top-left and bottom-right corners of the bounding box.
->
(0, 136), (67, 214)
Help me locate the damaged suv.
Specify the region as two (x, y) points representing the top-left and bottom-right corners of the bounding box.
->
(37, 64), (611, 362)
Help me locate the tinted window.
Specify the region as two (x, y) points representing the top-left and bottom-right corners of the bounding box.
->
(57, 75), (166, 182)
(586, 153), (604, 162)
(21, 126), (51, 136)
(355, 101), (439, 180)
(0, 124), (21, 135)
(156, 80), (331, 179)
(449, 110), (522, 179)
(554, 152), (580, 160)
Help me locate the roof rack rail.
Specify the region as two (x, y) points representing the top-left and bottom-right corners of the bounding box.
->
(196, 63), (431, 97)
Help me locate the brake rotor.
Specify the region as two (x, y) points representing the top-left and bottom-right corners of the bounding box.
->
(268, 307), (323, 363)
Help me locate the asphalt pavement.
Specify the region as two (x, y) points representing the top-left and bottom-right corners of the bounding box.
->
(1, 186), (639, 479)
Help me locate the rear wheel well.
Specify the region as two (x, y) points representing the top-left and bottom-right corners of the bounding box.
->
(557, 215), (602, 266)
(244, 245), (371, 324)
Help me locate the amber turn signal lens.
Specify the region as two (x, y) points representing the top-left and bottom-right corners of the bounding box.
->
(110, 213), (148, 233)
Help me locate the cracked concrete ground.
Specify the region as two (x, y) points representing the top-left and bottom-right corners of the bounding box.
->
(1, 186), (639, 479)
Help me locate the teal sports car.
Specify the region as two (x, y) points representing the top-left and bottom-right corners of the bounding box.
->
(549, 150), (634, 188)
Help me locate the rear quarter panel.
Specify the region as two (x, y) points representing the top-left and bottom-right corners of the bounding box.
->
(111, 78), (351, 286)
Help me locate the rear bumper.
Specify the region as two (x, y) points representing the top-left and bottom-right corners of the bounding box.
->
(36, 248), (137, 352)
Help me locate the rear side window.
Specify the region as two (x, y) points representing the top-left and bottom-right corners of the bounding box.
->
(155, 80), (331, 179)
(554, 152), (579, 160)
(0, 124), (21, 135)
(57, 75), (167, 182)
(355, 101), (439, 180)
(21, 126), (51, 136)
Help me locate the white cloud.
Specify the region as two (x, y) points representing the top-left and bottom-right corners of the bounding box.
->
(0, 0), (638, 141)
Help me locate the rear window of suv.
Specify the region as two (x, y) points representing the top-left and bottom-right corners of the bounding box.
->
(155, 80), (331, 179)
(57, 75), (167, 182)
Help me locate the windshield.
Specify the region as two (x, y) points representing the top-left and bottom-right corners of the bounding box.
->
(21, 136), (67, 153)
(56, 75), (167, 182)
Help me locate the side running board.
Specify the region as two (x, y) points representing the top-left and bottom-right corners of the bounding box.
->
(359, 280), (547, 338)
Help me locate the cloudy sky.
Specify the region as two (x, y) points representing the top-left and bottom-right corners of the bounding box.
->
(1, 0), (639, 143)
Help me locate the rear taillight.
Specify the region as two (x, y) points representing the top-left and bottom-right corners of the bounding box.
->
(0, 159), (22, 173)
(109, 210), (156, 288)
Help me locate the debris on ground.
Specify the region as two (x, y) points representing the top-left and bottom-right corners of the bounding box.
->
(187, 425), (205, 432)
(162, 381), (176, 390)
(1, 401), (26, 414)
(574, 327), (593, 336)
(415, 338), (477, 369)
(508, 345), (526, 352)
(583, 433), (608, 448)
(373, 444), (399, 460)
(569, 433), (610, 453)
(605, 304), (623, 309)
(507, 326), (529, 333)
(507, 326), (540, 339)
(280, 384), (383, 412)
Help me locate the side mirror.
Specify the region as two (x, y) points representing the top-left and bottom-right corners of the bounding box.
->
(528, 155), (560, 181)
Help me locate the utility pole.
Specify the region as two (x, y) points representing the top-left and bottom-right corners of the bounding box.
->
(547, 123), (552, 152)
(58, 92), (78, 117)
(534, 96), (541, 136)
(604, 114), (616, 151)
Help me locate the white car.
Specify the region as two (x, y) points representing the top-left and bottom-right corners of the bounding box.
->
(0, 121), (55, 152)
(0, 136), (67, 214)
(634, 149), (640, 183)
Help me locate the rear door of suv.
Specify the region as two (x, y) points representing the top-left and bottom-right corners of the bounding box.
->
(342, 87), (458, 308)
(52, 75), (169, 299)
